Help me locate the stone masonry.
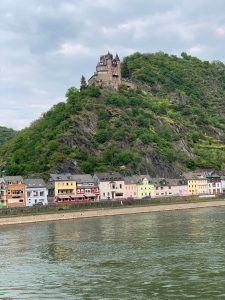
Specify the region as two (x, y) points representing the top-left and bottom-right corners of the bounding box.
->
(88, 52), (135, 90)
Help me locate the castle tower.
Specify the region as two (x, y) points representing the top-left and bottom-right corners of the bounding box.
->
(88, 52), (122, 90)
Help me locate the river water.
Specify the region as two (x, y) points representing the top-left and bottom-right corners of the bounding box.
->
(1, 207), (225, 299)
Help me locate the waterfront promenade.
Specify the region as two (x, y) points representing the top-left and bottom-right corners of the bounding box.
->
(1, 199), (225, 226)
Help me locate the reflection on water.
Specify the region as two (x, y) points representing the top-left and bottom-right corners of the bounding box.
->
(1, 207), (225, 299)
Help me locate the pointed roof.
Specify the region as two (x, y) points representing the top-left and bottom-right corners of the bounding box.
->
(115, 53), (120, 61)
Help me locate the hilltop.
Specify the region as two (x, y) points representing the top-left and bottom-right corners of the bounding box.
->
(1, 52), (225, 177)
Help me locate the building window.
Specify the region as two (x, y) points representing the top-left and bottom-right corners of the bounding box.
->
(12, 190), (22, 195)
(40, 191), (44, 196)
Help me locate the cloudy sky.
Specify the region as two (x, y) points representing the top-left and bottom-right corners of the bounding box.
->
(1, 0), (225, 129)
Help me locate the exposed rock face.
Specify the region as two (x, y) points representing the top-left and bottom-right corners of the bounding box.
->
(2, 51), (225, 177)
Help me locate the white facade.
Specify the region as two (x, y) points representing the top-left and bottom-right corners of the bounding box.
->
(221, 178), (225, 193)
(25, 179), (48, 206)
(98, 180), (125, 200)
(208, 181), (222, 195)
(26, 187), (48, 206)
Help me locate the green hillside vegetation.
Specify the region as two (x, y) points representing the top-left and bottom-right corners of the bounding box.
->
(0, 127), (16, 147)
(1, 51), (225, 177)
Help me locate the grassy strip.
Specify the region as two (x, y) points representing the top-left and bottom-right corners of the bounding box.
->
(0, 196), (223, 218)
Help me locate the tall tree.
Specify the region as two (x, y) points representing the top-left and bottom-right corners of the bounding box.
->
(121, 60), (130, 78)
(80, 75), (87, 89)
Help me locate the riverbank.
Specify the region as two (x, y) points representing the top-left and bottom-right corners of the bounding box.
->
(1, 199), (225, 226)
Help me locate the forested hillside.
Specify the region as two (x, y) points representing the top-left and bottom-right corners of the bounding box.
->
(0, 127), (15, 147)
(1, 52), (225, 177)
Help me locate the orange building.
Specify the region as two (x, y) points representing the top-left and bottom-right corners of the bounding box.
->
(1, 176), (26, 207)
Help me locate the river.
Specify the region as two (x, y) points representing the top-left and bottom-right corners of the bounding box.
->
(1, 207), (225, 299)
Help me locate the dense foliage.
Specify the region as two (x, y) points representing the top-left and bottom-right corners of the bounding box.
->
(1, 52), (225, 176)
(0, 127), (15, 146)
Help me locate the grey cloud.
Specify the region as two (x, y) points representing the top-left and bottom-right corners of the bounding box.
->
(1, 0), (225, 129)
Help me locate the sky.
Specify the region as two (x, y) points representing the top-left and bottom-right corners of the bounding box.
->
(1, 0), (225, 130)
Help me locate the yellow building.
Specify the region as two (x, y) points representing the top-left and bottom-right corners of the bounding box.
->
(52, 174), (77, 196)
(136, 176), (155, 199)
(183, 172), (208, 195)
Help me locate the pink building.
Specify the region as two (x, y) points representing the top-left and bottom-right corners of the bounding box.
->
(74, 174), (99, 201)
(124, 177), (138, 199)
(153, 178), (189, 198)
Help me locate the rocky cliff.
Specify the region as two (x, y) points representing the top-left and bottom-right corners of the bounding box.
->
(1, 52), (225, 177)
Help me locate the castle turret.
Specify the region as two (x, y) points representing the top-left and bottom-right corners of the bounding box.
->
(115, 53), (120, 61)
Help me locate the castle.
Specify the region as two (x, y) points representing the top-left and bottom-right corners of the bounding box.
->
(88, 52), (135, 90)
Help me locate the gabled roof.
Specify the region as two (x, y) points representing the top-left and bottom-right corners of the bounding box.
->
(94, 172), (123, 182)
(152, 178), (187, 187)
(182, 172), (205, 180)
(124, 175), (152, 184)
(203, 171), (220, 179)
(73, 174), (97, 184)
(3, 176), (24, 184)
(49, 174), (98, 185)
(49, 173), (75, 181)
(24, 179), (46, 188)
(183, 171), (220, 180)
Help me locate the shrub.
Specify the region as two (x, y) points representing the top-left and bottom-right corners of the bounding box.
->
(95, 130), (109, 143)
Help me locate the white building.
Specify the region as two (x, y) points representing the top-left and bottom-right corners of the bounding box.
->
(24, 179), (48, 206)
(221, 176), (225, 193)
(205, 172), (222, 195)
(94, 173), (125, 200)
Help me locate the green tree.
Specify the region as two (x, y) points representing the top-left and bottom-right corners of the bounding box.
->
(80, 75), (87, 90)
(121, 59), (130, 78)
